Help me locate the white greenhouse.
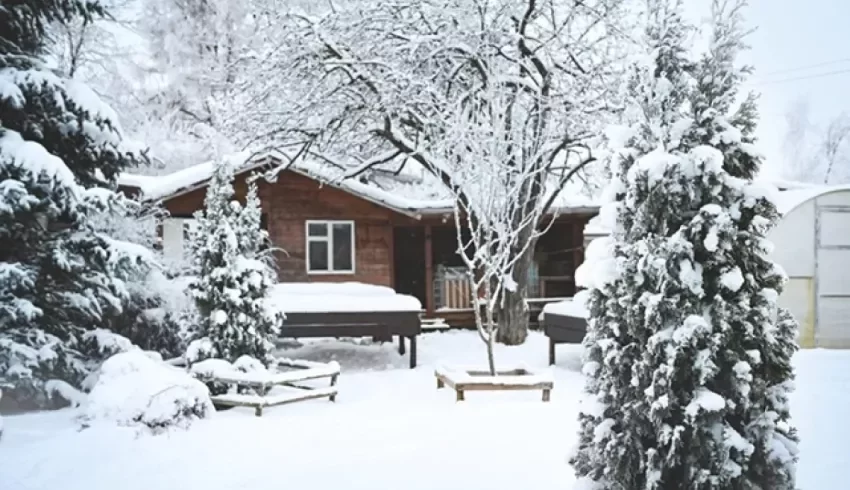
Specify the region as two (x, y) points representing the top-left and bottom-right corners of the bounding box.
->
(770, 184), (850, 348)
(581, 181), (850, 349)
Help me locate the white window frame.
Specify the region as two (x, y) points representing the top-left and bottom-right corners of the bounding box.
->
(305, 220), (356, 274)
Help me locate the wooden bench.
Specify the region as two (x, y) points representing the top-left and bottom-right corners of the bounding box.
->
(192, 358), (340, 417)
(542, 312), (588, 365)
(281, 311), (422, 368)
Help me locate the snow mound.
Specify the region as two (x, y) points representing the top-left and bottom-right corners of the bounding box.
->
(80, 350), (214, 432)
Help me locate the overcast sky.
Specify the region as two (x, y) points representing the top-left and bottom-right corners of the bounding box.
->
(735, 0), (850, 178)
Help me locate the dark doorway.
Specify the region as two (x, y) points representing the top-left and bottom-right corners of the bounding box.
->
(393, 226), (427, 307)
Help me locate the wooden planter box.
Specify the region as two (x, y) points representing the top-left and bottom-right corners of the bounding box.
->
(435, 365), (553, 402)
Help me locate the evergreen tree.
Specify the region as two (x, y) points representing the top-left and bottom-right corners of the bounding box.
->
(0, 0), (156, 409)
(188, 160), (283, 364)
(572, 1), (798, 488)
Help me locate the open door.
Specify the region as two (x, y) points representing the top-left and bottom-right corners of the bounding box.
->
(393, 226), (427, 308)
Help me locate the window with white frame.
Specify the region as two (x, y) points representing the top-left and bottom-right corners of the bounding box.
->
(306, 220), (355, 274)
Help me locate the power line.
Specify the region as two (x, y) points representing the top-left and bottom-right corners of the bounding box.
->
(759, 57), (850, 77)
(751, 68), (850, 86)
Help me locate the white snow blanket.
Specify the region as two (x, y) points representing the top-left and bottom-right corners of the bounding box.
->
(269, 282), (422, 313)
(80, 350), (214, 431)
(0, 332), (847, 490)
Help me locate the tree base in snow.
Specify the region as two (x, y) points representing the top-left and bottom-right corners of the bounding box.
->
(434, 365), (553, 402)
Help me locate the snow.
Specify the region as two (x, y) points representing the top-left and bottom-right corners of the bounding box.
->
(0, 332), (848, 489)
(0, 129), (78, 193)
(269, 282), (422, 313)
(542, 293), (589, 319)
(189, 357), (340, 385)
(79, 350), (213, 431)
(720, 267), (745, 292)
(435, 363), (554, 386)
(684, 388), (726, 417)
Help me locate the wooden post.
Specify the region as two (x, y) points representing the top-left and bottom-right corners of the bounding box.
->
(409, 335), (417, 369)
(456, 389), (465, 401)
(542, 389), (551, 402)
(330, 374), (338, 402)
(424, 225), (434, 315)
(549, 337), (556, 366)
(398, 335), (406, 355)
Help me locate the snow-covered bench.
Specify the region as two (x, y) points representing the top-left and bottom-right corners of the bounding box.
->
(540, 296), (589, 365)
(190, 358), (340, 417)
(270, 283), (423, 369)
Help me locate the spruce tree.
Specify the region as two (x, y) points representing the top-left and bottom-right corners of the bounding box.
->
(572, 1), (798, 488)
(188, 161), (283, 364)
(1, 0), (153, 409)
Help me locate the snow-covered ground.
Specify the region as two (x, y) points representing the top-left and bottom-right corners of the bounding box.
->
(1, 331), (848, 490)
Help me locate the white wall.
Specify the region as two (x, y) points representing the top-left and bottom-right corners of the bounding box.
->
(162, 217), (197, 262)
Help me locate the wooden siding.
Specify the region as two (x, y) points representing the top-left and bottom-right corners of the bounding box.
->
(162, 171), (407, 286)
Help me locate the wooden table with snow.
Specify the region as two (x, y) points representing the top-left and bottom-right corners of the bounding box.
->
(270, 283), (423, 368)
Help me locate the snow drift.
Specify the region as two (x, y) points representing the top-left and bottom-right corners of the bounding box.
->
(79, 350), (214, 432)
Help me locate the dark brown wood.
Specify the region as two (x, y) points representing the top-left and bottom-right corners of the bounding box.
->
(543, 311), (588, 365)
(280, 310), (421, 368)
(424, 224), (434, 315)
(398, 335), (406, 355)
(409, 335), (417, 369)
(549, 337), (556, 366)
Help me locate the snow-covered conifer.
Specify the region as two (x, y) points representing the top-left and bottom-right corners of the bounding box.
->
(572, 1), (798, 488)
(0, 0), (160, 409)
(188, 160), (283, 364)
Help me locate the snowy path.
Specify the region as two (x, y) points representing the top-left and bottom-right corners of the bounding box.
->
(0, 332), (847, 490)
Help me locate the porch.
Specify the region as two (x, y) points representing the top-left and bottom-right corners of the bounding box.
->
(392, 216), (590, 329)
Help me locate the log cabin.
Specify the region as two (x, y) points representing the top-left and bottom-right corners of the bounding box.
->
(119, 152), (600, 328)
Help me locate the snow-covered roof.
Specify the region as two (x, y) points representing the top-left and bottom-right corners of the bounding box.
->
(774, 184), (850, 215)
(118, 151), (600, 218)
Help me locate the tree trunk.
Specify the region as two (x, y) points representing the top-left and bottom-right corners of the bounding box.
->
(495, 241), (535, 345)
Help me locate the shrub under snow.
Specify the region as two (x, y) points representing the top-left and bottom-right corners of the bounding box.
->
(80, 350), (214, 432)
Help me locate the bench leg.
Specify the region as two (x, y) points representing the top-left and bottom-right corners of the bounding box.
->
(329, 374), (338, 402)
(542, 389), (551, 402)
(398, 335), (406, 356)
(548, 338), (556, 366)
(255, 406), (263, 417)
(456, 389), (465, 402)
(409, 335), (417, 369)
(437, 377), (444, 389)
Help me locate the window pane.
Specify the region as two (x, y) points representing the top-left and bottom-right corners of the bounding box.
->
(307, 223), (327, 237)
(332, 223), (353, 271)
(308, 241), (329, 271)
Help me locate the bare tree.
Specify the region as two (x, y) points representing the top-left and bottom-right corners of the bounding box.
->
(238, 0), (632, 344)
(448, 81), (589, 370)
(782, 98), (850, 184)
(822, 114), (850, 184)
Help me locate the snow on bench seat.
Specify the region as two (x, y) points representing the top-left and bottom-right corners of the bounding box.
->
(434, 364), (554, 401)
(211, 387), (338, 416)
(435, 364), (554, 386)
(269, 282), (422, 313)
(191, 359), (340, 387)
